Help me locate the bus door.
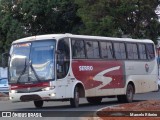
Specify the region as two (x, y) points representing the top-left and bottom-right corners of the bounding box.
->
(56, 39), (70, 98)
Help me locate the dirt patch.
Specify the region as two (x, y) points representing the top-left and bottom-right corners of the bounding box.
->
(96, 100), (160, 120)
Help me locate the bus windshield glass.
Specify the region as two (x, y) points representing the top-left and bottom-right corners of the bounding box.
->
(9, 40), (55, 83)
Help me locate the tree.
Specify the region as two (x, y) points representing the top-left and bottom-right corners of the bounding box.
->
(20, 0), (81, 35)
(0, 0), (81, 65)
(0, 0), (81, 57)
(75, 0), (160, 43)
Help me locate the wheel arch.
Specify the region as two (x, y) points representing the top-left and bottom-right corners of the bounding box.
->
(71, 82), (85, 98)
(127, 81), (135, 94)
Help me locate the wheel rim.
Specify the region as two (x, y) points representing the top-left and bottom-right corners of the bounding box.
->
(75, 90), (79, 103)
(127, 85), (133, 101)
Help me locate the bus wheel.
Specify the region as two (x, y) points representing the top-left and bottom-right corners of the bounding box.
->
(126, 84), (134, 103)
(117, 84), (134, 103)
(34, 100), (43, 108)
(70, 86), (79, 107)
(87, 97), (102, 104)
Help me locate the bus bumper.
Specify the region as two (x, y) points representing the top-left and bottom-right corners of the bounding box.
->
(9, 90), (57, 102)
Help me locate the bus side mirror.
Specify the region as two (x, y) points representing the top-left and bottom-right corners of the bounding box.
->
(1, 52), (10, 68)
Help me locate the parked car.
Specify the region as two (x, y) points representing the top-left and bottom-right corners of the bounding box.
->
(0, 78), (9, 94)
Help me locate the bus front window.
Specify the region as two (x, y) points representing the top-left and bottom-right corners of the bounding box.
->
(9, 40), (55, 83)
(30, 41), (55, 81)
(9, 43), (30, 83)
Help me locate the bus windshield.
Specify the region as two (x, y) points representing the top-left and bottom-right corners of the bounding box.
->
(9, 40), (55, 83)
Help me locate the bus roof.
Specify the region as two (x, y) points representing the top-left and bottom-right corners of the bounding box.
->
(12, 33), (154, 44)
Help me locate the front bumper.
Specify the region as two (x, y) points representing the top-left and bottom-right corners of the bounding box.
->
(9, 90), (56, 102)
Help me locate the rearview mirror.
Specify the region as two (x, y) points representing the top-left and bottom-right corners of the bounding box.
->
(11, 56), (27, 74)
(1, 52), (10, 68)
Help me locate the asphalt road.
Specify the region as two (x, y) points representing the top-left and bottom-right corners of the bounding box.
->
(0, 91), (159, 120)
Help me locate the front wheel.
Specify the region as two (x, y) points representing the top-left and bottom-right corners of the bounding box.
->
(70, 86), (79, 107)
(34, 100), (43, 108)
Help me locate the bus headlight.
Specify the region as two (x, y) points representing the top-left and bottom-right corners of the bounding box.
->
(9, 97), (13, 100)
(10, 90), (17, 93)
(42, 86), (55, 91)
(49, 93), (55, 97)
(42, 87), (50, 91)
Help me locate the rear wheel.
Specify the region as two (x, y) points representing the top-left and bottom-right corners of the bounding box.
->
(87, 97), (102, 104)
(117, 84), (134, 103)
(70, 86), (79, 107)
(34, 100), (43, 108)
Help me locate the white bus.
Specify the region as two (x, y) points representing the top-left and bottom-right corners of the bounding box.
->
(6, 34), (158, 108)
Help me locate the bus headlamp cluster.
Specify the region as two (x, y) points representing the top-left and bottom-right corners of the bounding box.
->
(10, 90), (17, 93)
(42, 86), (55, 91)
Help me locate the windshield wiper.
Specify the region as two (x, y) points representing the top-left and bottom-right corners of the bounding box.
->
(17, 60), (41, 83)
(29, 61), (41, 82)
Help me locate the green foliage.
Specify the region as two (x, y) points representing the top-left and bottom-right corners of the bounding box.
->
(75, 0), (160, 43)
(21, 0), (79, 35)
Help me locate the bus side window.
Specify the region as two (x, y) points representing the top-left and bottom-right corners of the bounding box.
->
(138, 44), (147, 60)
(72, 40), (85, 58)
(86, 41), (100, 59)
(100, 41), (113, 59)
(114, 42), (126, 59)
(126, 43), (138, 60)
(146, 43), (155, 60)
(57, 39), (70, 79)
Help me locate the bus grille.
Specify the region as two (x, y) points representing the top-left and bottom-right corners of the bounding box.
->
(20, 94), (42, 101)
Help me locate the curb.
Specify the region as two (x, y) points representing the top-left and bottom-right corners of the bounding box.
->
(93, 104), (123, 120)
(93, 108), (103, 120)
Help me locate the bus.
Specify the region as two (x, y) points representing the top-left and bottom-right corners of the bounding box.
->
(6, 33), (158, 108)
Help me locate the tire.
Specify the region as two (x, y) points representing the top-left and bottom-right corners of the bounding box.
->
(70, 86), (79, 107)
(117, 84), (134, 103)
(87, 97), (102, 104)
(34, 100), (43, 108)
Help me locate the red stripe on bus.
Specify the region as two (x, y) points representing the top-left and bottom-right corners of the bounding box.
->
(10, 82), (50, 90)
